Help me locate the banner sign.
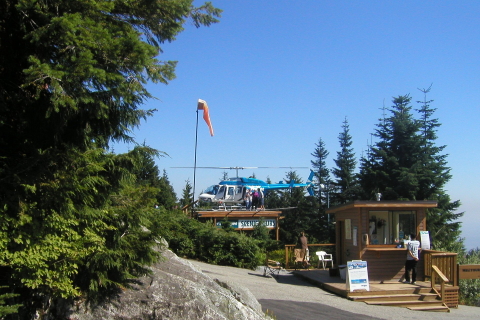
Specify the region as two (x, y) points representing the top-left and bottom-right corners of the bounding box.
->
(346, 261), (370, 292)
(216, 219), (276, 229)
(459, 265), (480, 279)
(420, 231), (431, 250)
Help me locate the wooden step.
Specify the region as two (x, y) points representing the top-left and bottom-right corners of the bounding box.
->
(419, 293), (439, 301)
(350, 293), (424, 302)
(408, 305), (450, 312)
(349, 287), (432, 297)
(351, 291), (439, 302)
(365, 300), (444, 308)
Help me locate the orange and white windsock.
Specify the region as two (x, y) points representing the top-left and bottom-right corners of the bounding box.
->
(197, 99), (214, 136)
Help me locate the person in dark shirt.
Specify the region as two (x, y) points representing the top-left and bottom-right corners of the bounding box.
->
(298, 232), (309, 267)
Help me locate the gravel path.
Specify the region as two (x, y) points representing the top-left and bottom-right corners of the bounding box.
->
(189, 260), (479, 320)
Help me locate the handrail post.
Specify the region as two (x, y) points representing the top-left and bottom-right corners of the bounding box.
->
(441, 281), (445, 302)
(285, 247), (289, 269)
(431, 270), (436, 289)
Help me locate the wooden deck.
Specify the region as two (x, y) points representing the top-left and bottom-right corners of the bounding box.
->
(291, 269), (430, 298)
(291, 269), (455, 312)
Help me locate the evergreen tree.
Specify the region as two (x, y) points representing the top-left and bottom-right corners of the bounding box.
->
(180, 179), (194, 208)
(74, 148), (164, 298)
(278, 171), (319, 243)
(0, 0), (221, 316)
(332, 117), (359, 204)
(415, 87), (463, 250)
(310, 138), (334, 242)
(264, 177), (282, 209)
(156, 170), (178, 210)
(359, 95), (422, 200)
(126, 144), (164, 187)
(358, 91), (463, 250)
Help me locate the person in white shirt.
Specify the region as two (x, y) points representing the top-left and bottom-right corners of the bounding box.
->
(244, 189), (252, 210)
(404, 234), (421, 284)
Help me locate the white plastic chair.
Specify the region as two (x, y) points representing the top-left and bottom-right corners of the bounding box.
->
(316, 251), (334, 270)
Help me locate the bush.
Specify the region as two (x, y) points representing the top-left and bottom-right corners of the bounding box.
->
(458, 248), (480, 306)
(267, 249), (286, 266)
(155, 210), (263, 269)
(0, 287), (21, 318)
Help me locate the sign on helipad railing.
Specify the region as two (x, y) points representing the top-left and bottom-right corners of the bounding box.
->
(215, 219), (276, 229)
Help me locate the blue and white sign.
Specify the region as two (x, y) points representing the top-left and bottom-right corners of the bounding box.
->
(239, 219), (276, 229)
(346, 260), (370, 292)
(216, 219), (276, 229)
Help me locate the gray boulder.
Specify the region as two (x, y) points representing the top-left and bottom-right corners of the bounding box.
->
(54, 249), (267, 320)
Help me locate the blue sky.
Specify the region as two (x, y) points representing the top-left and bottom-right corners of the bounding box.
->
(114, 1), (480, 250)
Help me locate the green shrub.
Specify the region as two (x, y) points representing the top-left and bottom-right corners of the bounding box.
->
(458, 248), (480, 306)
(0, 287), (21, 318)
(155, 211), (263, 269)
(267, 249), (286, 265)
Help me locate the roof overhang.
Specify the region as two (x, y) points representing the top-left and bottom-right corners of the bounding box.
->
(326, 200), (438, 214)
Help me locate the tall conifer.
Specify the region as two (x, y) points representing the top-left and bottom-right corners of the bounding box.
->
(332, 117), (358, 204)
(415, 87), (463, 250)
(310, 138), (334, 242)
(0, 0), (221, 316)
(359, 92), (463, 250)
(359, 95), (422, 200)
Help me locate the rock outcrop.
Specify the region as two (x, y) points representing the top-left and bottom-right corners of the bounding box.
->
(52, 249), (267, 320)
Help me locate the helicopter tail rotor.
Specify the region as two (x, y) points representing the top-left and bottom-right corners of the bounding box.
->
(306, 170), (315, 196)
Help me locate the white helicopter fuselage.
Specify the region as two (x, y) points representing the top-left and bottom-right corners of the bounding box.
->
(199, 183), (262, 205)
(198, 171), (315, 205)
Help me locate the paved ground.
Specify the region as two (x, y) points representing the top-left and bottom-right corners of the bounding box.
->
(189, 260), (479, 320)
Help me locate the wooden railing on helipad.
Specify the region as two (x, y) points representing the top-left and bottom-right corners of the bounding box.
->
(285, 244), (335, 269)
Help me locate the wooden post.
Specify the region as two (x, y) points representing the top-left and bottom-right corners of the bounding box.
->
(285, 246), (289, 269)
(276, 217), (279, 241)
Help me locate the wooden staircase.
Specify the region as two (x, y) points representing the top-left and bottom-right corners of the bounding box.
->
(348, 287), (450, 312)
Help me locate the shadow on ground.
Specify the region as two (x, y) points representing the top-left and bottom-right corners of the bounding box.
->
(258, 299), (383, 320)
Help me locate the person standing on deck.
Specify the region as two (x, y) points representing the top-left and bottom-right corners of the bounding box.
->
(258, 188), (265, 210)
(298, 232), (309, 267)
(404, 234), (421, 284)
(244, 189), (252, 210)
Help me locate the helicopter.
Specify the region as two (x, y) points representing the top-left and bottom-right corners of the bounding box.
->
(196, 167), (315, 205)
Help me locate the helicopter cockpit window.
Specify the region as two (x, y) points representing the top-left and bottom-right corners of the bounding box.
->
(204, 185), (218, 195)
(235, 187), (243, 195)
(227, 187), (234, 196)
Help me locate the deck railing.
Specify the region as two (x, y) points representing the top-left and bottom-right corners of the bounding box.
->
(285, 244), (336, 269)
(423, 250), (458, 286)
(431, 265), (449, 304)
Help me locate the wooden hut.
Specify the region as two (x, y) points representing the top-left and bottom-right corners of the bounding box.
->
(326, 200), (437, 282)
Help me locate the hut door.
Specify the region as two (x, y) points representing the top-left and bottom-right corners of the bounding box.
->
(337, 221), (345, 265)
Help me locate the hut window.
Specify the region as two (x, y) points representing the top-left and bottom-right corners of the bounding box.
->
(392, 211), (416, 242)
(368, 210), (416, 244)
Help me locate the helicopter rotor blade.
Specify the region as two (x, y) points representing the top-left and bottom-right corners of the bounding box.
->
(171, 166), (309, 177)
(171, 166), (308, 169)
